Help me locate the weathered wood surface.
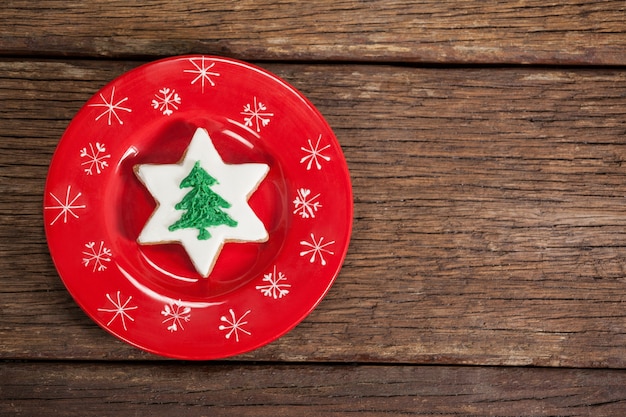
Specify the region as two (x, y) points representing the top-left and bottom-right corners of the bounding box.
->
(3, 362), (626, 417)
(2, 1), (626, 414)
(2, 60), (626, 367)
(1, 0), (625, 65)
(0, 363), (626, 417)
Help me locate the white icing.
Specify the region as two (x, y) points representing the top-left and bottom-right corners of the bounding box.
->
(135, 127), (269, 277)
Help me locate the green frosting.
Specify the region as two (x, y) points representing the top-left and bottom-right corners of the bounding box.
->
(169, 161), (237, 240)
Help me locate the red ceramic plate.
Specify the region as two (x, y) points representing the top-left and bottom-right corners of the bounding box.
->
(44, 55), (352, 359)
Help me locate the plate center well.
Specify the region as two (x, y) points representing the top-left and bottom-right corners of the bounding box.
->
(109, 118), (289, 300)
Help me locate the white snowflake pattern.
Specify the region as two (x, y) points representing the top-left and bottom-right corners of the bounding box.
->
(293, 188), (322, 219)
(88, 86), (132, 125)
(45, 185), (86, 225)
(241, 97), (273, 132)
(299, 233), (335, 266)
(218, 309), (251, 342)
(151, 87), (181, 116)
(82, 241), (112, 272)
(80, 142), (110, 175)
(256, 265), (291, 299)
(98, 291), (138, 331)
(300, 134), (331, 171)
(161, 300), (191, 332)
(184, 56), (220, 93)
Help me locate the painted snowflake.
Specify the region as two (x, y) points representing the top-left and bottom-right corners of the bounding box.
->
(184, 56), (220, 93)
(293, 188), (321, 219)
(82, 241), (112, 272)
(219, 309), (251, 342)
(80, 142), (110, 175)
(241, 97), (273, 132)
(98, 291), (138, 331)
(300, 134), (331, 171)
(161, 300), (191, 332)
(88, 86), (132, 125)
(299, 233), (335, 266)
(45, 185), (86, 225)
(256, 265), (291, 299)
(152, 87), (181, 116)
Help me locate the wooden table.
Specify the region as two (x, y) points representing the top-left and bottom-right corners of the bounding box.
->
(2, 1), (626, 415)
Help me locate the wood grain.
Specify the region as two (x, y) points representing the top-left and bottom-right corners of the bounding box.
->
(1, 0), (625, 64)
(3, 361), (626, 416)
(1, 60), (626, 367)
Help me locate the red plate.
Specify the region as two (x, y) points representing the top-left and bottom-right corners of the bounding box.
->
(44, 55), (352, 359)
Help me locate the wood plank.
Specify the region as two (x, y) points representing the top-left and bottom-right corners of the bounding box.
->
(1, 1), (625, 64)
(2, 361), (626, 416)
(1, 60), (626, 366)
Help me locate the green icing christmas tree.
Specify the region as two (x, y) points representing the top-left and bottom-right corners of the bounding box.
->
(169, 161), (237, 240)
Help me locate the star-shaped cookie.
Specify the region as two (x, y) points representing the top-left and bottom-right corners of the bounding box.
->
(135, 127), (269, 277)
